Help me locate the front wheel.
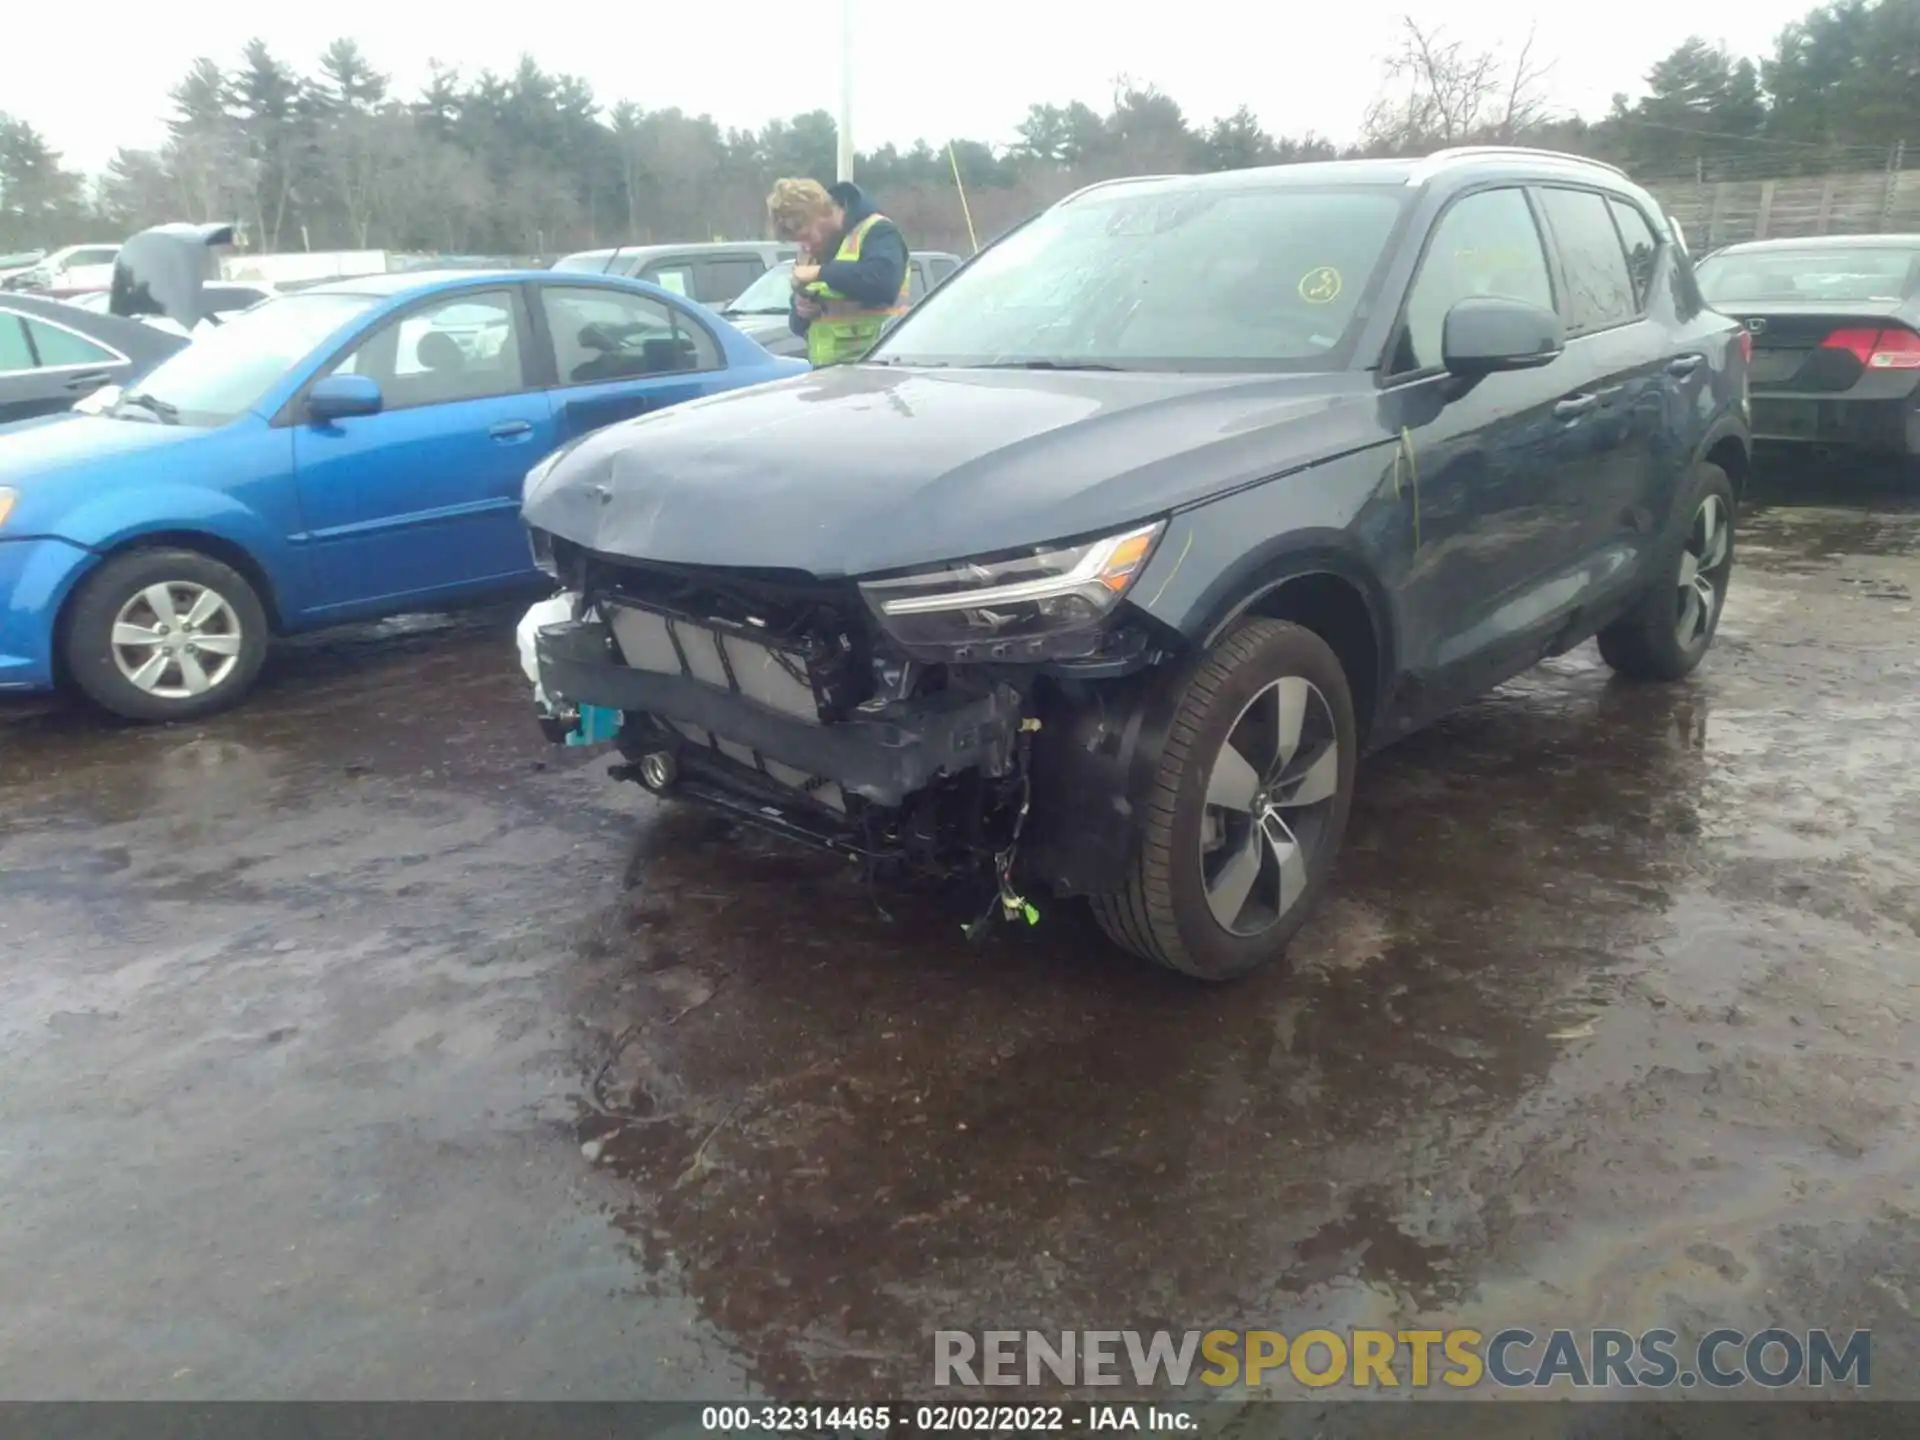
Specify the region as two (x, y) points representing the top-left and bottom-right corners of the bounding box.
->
(63, 548), (270, 722)
(1090, 618), (1357, 981)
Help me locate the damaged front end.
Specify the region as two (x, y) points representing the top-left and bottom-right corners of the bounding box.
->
(524, 522), (1174, 912)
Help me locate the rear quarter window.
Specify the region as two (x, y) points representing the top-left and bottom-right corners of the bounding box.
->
(1607, 199), (1660, 311)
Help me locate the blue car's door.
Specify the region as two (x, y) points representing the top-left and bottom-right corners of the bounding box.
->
(532, 283), (737, 445)
(290, 287), (556, 615)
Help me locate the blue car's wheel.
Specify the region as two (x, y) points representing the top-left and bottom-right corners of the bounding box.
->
(64, 548), (270, 722)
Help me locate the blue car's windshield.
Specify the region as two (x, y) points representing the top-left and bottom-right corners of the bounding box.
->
(119, 292), (380, 426)
(869, 182), (1409, 373)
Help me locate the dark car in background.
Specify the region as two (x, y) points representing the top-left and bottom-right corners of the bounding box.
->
(1695, 235), (1920, 462)
(523, 147), (1750, 981)
(0, 222), (241, 424)
(717, 250), (965, 357)
(0, 293), (187, 425)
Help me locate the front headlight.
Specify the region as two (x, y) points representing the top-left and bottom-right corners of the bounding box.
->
(0, 488), (17, 530)
(859, 520), (1165, 657)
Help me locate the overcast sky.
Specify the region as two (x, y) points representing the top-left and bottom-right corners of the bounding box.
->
(11, 0), (1816, 176)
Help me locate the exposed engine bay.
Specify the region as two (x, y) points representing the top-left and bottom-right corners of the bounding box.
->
(525, 543), (1172, 928)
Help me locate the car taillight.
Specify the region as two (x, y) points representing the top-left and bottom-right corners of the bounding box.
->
(1820, 325), (1920, 369)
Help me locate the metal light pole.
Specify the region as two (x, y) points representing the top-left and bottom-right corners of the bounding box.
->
(837, 0), (855, 182)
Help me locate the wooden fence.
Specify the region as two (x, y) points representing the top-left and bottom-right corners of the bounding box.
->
(1645, 162), (1920, 250)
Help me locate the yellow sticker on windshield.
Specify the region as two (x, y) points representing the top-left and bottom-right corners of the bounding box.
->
(1299, 267), (1342, 304)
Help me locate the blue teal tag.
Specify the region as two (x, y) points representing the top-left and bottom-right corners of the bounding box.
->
(566, 705), (621, 747)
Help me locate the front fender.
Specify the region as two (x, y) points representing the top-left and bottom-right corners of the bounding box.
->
(1127, 449), (1399, 657)
(46, 487), (297, 620)
(54, 485), (282, 560)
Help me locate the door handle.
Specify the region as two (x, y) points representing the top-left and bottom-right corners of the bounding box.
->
(1553, 394), (1599, 420)
(489, 420), (534, 440)
(1667, 354), (1703, 377)
(63, 371), (111, 392)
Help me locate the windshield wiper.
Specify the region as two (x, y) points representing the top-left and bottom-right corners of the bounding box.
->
(118, 391), (180, 423)
(722, 306), (793, 317)
(977, 359), (1126, 371)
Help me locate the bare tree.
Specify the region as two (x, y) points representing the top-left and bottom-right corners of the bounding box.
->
(1362, 18), (1553, 153)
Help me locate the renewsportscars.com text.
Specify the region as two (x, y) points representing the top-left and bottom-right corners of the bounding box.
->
(933, 1327), (1871, 1390)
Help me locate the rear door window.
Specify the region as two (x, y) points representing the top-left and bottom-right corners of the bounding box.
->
(0, 313), (35, 372)
(541, 285), (721, 382)
(23, 317), (117, 367)
(1538, 187), (1638, 333)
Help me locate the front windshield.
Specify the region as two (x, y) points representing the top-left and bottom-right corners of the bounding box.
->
(724, 262), (796, 314)
(871, 182), (1409, 371)
(119, 292), (378, 425)
(1697, 249), (1919, 305)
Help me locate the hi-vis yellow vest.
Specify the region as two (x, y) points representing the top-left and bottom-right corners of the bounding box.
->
(803, 213), (910, 366)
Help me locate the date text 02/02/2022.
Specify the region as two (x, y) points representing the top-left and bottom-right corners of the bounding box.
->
(698, 1405), (1187, 1432)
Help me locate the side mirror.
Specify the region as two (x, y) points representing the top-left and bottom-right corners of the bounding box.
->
(307, 373), (383, 422)
(1441, 297), (1565, 377)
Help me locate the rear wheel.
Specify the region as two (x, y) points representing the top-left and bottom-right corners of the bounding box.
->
(63, 548), (269, 722)
(1598, 463), (1735, 682)
(1090, 618), (1357, 981)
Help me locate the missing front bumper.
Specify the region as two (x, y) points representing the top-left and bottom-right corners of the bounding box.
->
(533, 617), (1022, 808)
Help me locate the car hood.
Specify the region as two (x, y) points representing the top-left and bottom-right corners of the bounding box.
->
(524, 364), (1380, 577)
(0, 413), (207, 500)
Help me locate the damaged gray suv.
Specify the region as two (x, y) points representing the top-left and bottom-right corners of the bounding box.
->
(522, 148), (1751, 980)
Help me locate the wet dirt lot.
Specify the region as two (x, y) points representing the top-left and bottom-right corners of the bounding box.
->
(3, 475), (1919, 1404)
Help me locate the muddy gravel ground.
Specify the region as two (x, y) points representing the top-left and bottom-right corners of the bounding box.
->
(2, 474), (1918, 1409)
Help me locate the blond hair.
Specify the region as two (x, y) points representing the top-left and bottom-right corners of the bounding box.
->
(766, 178), (835, 239)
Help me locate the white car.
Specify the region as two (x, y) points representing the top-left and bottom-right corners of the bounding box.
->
(12, 243), (121, 295)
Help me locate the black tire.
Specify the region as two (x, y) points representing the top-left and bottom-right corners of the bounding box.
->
(63, 548), (270, 722)
(1597, 463), (1736, 682)
(1089, 618), (1357, 981)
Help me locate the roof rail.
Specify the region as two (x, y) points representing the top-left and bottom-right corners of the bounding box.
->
(1417, 146), (1629, 178)
(1058, 173), (1184, 205)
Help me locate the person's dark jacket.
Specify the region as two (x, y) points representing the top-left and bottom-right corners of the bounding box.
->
(789, 182), (910, 338)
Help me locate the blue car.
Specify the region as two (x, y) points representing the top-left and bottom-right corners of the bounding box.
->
(0, 269), (806, 720)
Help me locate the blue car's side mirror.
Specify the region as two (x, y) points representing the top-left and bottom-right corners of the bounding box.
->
(307, 373), (383, 422)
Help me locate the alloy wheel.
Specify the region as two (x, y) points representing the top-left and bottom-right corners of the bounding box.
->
(109, 582), (246, 700)
(1199, 676), (1341, 936)
(1675, 493), (1732, 648)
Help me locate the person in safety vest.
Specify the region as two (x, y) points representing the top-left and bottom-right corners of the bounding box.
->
(765, 177), (910, 367)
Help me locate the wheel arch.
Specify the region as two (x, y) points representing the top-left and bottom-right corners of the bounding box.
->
(1191, 546), (1395, 748)
(1703, 431), (1750, 507)
(1025, 546), (1392, 901)
(55, 529), (285, 665)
